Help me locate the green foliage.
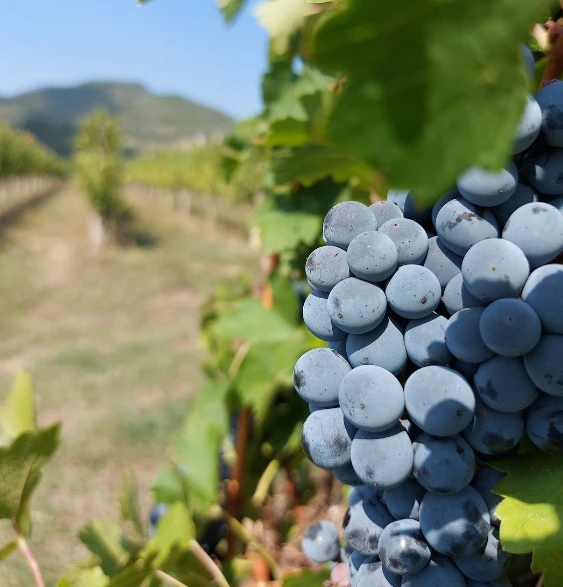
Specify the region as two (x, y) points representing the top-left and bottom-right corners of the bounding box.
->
(75, 110), (125, 221)
(0, 371), (35, 443)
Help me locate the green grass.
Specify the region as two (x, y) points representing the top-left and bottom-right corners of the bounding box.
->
(0, 185), (257, 586)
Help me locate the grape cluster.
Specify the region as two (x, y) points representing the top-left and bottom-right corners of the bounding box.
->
(296, 59), (563, 586)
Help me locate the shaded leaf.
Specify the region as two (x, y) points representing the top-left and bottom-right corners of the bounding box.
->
(120, 471), (143, 537)
(0, 540), (16, 561)
(269, 273), (300, 325)
(284, 568), (331, 586)
(218, 0), (248, 22)
(0, 371), (36, 440)
(79, 518), (130, 577)
(108, 562), (152, 587)
(58, 567), (110, 587)
(254, 207), (322, 253)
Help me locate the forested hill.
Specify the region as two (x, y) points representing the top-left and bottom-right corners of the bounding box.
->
(0, 82), (236, 156)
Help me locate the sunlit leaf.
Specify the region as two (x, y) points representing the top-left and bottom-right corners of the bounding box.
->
(0, 371), (36, 441)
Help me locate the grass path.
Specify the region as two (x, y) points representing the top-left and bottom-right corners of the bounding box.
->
(0, 185), (258, 586)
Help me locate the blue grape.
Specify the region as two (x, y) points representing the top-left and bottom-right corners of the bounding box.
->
(383, 479), (425, 521)
(378, 519), (431, 575)
(522, 147), (563, 196)
(521, 264), (563, 334)
(400, 419), (422, 441)
(303, 290), (347, 342)
(474, 356), (538, 413)
(323, 201), (377, 249)
(454, 530), (510, 582)
(436, 197), (499, 256)
(535, 79), (563, 147)
(431, 190), (460, 229)
(522, 43), (535, 77)
(464, 401), (524, 457)
(370, 201), (403, 226)
(328, 278), (387, 334)
(419, 486), (490, 556)
(454, 359), (479, 382)
(334, 462), (365, 486)
(348, 552), (368, 587)
(348, 485), (382, 506)
(413, 433), (475, 494)
(479, 299), (541, 357)
(351, 425), (414, 489)
(443, 273), (487, 316)
(466, 579), (513, 587)
(512, 94), (542, 154)
(472, 465), (505, 527)
(402, 555), (467, 587)
(339, 365), (404, 433)
(306, 246), (350, 292)
(378, 218), (429, 266)
(461, 238), (530, 302)
(445, 308), (495, 363)
(347, 231), (399, 282)
(385, 265), (441, 319)
(523, 334), (563, 395)
(526, 394), (563, 454)
(343, 498), (394, 556)
(294, 348), (351, 407)
(404, 366), (475, 436)
(302, 521), (341, 563)
(329, 338), (348, 359)
(405, 313), (453, 368)
(502, 202), (563, 267)
(422, 236), (462, 288)
(308, 401), (327, 413)
(149, 503), (169, 537)
(301, 407), (356, 469)
(346, 317), (407, 376)
(492, 183), (538, 228)
(387, 189), (431, 225)
(356, 557), (401, 587)
(456, 163), (518, 207)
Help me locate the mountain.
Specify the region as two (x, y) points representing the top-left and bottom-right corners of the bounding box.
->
(0, 82), (236, 156)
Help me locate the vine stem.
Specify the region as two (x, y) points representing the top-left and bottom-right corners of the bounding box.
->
(252, 458), (281, 506)
(153, 570), (190, 587)
(536, 575), (545, 587)
(223, 511), (283, 581)
(187, 540), (230, 587)
(15, 534), (45, 587)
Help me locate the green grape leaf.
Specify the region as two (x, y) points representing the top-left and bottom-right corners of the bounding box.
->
(0, 371), (36, 441)
(313, 0), (550, 201)
(494, 450), (563, 587)
(284, 568), (331, 586)
(151, 466), (188, 505)
(79, 518), (130, 577)
(255, 0), (309, 55)
(141, 502), (195, 567)
(254, 208), (322, 253)
(58, 567), (110, 587)
(264, 119), (310, 147)
(0, 540), (16, 561)
(0, 424), (60, 532)
(120, 471), (144, 537)
(218, 0), (248, 22)
(269, 273), (300, 325)
(108, 562), (152, 587)
(173, 382), (229, 509)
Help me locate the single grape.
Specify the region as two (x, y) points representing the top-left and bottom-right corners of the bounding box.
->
(464, 401), (524, 457)
(383, 478), (426, 521)
(422, 236), (462, 289)
(301, 407), (356, 469)
(306, 246), (350, 292)
(526, 394), (563, 454)
(343, 499), (394, 556)
(385, 265), (441, 319)
(431, 190), (460, 229)
(523, 334), (563, 396)
(522, 147), (563, 196)
(402, 555), (467, 587)
(323, 201), (377, 249)
(502, 202), (563, 267)
(454, 530), (510, 582)
(339, 365), (404, 433)
(303, 290), (347, 342)
(293, 348), (351, 407)
(472, 465), (505, 527)
(302, 521), (341, 563)
(443, 273), (487, 316)
(512, 94), (542, 154)
(346, 317), (407, 376)
(436, 197), (499, 256)
(456, 162), (518, 207)
(370, 200), (403, 226)
(334, 462), (365, 486)
(347, 231), (399, 282)
(413, 433), (475, 494)
(535, 79), (563, 147)
(461, 238), (530, 302)
(348, 551), (368, 587)
(479, 298), (541, 357)
(328, 278), (387, 334)
(378, 519), (431, 575)
(521, 264), (563, 334)
(522, 43), (536, 77)
(419, 487), (490, 556)
(492, 183), (538, 228)
(387, 189), (431, 225)
(351, 425), (414, 489)
(404, 365), (475, 436)
(404, 313), (452, 368)
(378, 218), (429, 266)
(356, 557), (401, 587)
(474, 356), (538, 413)
(446, 308), (495, 364)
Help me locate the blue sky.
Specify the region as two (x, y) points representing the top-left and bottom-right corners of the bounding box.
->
(0, 0), (269, 119)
